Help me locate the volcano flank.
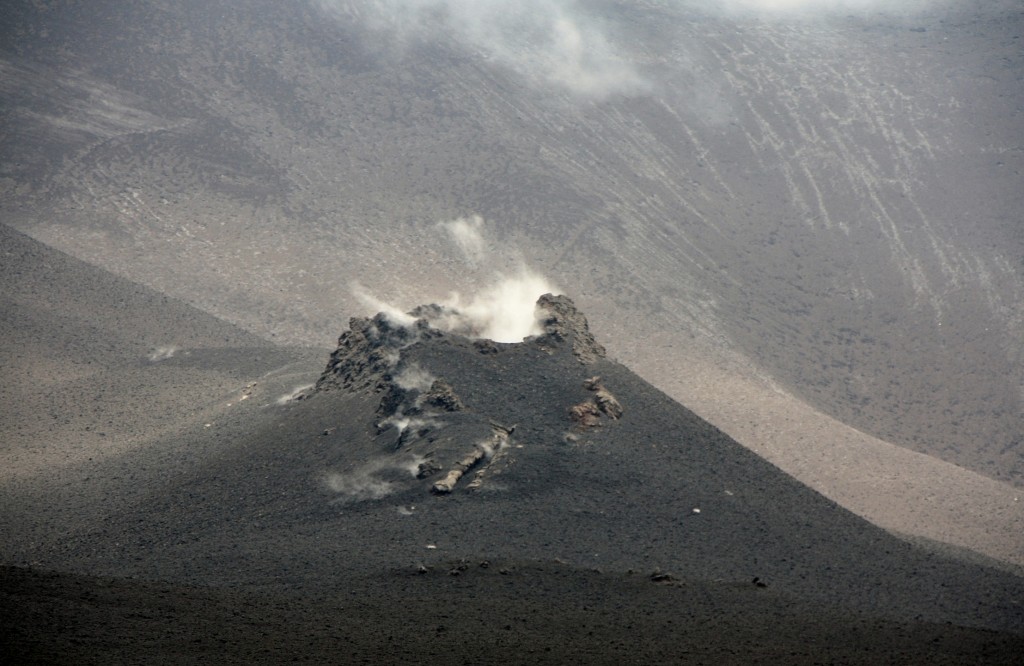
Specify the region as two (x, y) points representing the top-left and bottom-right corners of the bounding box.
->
(2, 0), (1022, 660)
(3, 280), (1022, 662)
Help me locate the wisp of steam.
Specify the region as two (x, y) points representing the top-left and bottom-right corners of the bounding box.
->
(315, 0), (648, 99)
(355, 215), (559, 344)
(325, 455), (426, 502)
(395, 362), (437, 393)
(147, 346), (178, 362)
(444, 215), (486, 266)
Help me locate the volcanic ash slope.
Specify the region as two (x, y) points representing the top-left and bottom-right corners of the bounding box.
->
(6, 295), (1024, 637)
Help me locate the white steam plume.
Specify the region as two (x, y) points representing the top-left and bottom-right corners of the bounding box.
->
(436, 215), (559, 341)
(275, 383), (315, 405)
(354, 215), (559, 344)
(315, 0), (648, 99)
(440, 269), (554, 342)
(378, 412), (436, 440)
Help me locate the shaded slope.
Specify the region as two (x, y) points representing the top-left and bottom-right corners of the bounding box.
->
(4, 298), (1021, 636)
(0, 223), (326, 480)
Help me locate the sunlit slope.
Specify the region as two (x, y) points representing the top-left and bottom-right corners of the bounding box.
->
(1, 1), (1020, 484)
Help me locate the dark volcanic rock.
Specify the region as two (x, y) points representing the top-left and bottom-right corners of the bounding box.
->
(316, 313), (441, 392)
(533, 293), (606, 364)
(424, 379), (464, 412)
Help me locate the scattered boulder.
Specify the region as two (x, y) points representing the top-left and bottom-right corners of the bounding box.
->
(585, 376), (623, 419)
(570, 401), (603, 428)
(570, 377), (623, 429)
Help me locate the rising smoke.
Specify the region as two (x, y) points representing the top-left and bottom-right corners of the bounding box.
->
(443, 215), (486, 266)
(437, 216), (559, 342)
(355, 216), (559, 343)
(395, 362), (437, 393)
(313, 0), (962, 100)
(436, 269), (555, 342)
(314, 0), (648, 99)
(351, 285), (417, 328)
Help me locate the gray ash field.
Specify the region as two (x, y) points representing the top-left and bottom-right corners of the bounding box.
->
(2, 563), (1020, 665)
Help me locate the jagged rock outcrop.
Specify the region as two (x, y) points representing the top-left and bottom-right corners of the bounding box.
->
(375, 383), (410, 418)
(431, 447), (488, 494)
(317, 294), (609, 494)
(534, 294), (606, 364)
(432, 423), (515, 494)
(316, 313), (441, 392)
(319, 294), (603, 394)
(408, 302), (482, 339)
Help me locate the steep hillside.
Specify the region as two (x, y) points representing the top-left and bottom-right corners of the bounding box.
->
(1, 0), (1020, 488)
(4, 296), (1022, 639)
(0, 223), (325, 480)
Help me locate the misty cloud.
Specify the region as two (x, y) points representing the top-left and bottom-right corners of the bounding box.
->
(351, 284), (417, 328)
(378, 412), (436, 440)
(315, 0), (649, 99)
(680, 0), (953, 17)
(435, 215), (560, 342)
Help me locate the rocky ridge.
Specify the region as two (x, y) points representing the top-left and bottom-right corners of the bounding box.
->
(315, 294), (617, 495)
